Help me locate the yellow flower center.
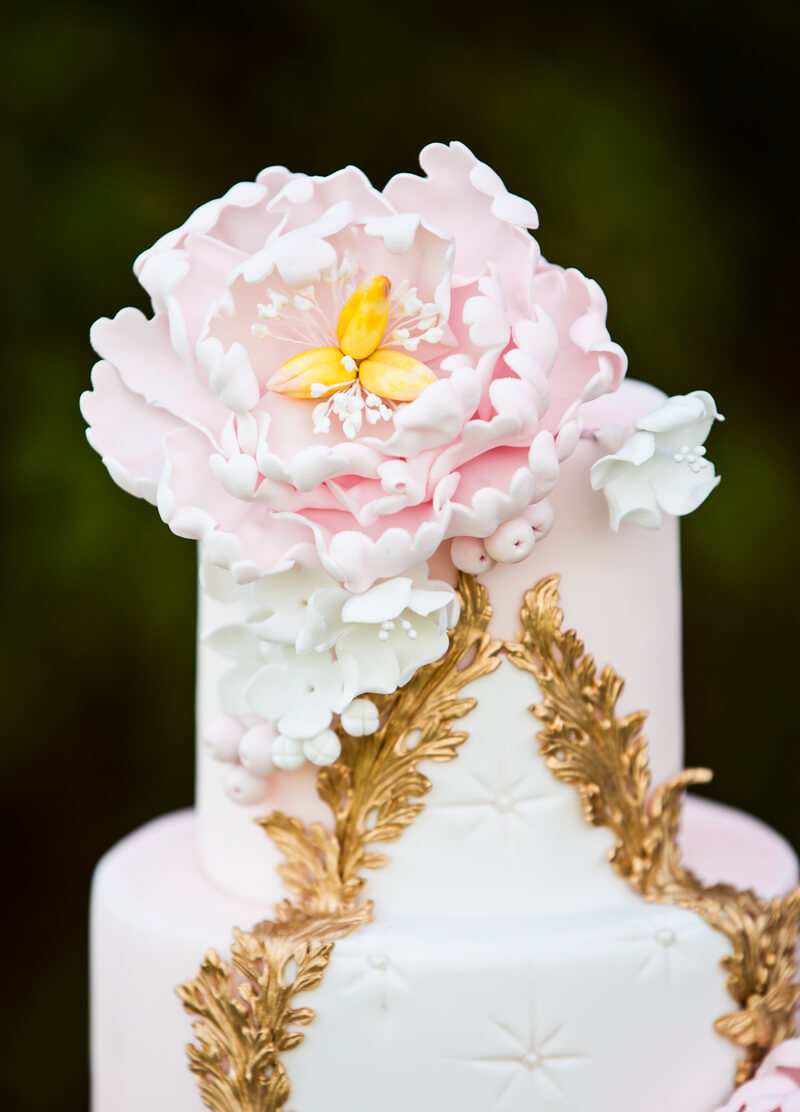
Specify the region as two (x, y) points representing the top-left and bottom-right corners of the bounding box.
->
(266, 275), (437, 404)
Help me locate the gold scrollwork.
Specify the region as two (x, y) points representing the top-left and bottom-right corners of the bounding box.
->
(506, 573), (800, 1084)
(179, 573), (502, 1111)
(180, 569), (798, 1104)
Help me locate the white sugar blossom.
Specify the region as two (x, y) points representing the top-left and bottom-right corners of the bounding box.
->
(590, 390), (722, 531)
(244, 647), (354, 740)
(201, 559), (458, 795)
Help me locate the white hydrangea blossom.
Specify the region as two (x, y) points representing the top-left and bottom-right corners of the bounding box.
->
(201, 560), (458, 799)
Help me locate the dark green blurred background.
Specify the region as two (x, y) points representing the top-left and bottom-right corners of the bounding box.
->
(2, 0), (798, 1108)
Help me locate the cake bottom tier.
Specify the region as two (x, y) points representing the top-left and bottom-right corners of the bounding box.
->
(91, 801), (798, 1112)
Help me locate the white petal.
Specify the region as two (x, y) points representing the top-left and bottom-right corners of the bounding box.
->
(406, 587), (457, 617)
(279, 703), (334, 740)
(245, 664), (291, 719)
(341, 578), (413, 624)
(600, 468), (662, 532)
(338, 632), (401, 696)
(646, 455), (721, 516)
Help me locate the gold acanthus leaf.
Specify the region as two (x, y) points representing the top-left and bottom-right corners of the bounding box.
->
(177, 907), (368, 1112)
(507, 573), (800, 1084)
(181, 572), (502, 1112)
(257, 571), (503, 911)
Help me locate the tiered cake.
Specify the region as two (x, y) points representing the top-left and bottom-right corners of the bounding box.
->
(82, 142), (800, 1112)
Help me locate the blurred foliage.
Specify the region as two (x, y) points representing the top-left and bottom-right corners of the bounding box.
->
(0, 0), (797, 1107)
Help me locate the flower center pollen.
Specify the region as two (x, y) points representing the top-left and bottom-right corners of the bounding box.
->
(264, 271), (439, 436)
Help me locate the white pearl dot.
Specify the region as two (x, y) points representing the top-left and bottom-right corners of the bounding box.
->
(656, 928), (676, 947)
(370, 954), (389, 970)
(522, 1051), (541, 1070)
(496, 794), (513, 813)
(378, 630), (390, 641)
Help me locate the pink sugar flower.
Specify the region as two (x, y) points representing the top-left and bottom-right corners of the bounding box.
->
(714, 1040), (800, 1112)
(81, 142), (626, 591)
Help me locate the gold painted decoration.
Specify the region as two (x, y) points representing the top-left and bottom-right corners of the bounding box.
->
(506, 573), (800, 1084)
(180, 568), (799, 1105)
(179, 573), (502, 1112)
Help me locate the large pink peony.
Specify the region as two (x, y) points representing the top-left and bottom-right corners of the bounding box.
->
(81, 142), (626, 591)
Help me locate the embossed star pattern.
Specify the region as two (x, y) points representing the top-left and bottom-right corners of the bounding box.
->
(459, 1013), (586, 1106)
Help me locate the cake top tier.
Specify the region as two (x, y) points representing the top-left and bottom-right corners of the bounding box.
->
(80, 141), (722, 792)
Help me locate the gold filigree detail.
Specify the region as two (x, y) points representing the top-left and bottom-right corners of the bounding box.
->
(177, 910), (368, 1112)
(507, 573), (800, 1084)
(179, 572), (502, 1111)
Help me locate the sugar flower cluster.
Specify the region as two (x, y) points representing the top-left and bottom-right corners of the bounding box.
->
(81, 143), (722, 792)
(81, 141), (629, 593)
(200, 560), (458, 803)
(713, 1039), (800, 1111)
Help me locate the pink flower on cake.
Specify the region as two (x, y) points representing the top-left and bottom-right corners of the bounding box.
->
(81, 142), (627, 591)
(712, 1039), (800, 1111)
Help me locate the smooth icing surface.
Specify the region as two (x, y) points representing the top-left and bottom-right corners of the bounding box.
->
(197, 379), (684, 906)
(90, 802), (797, 1112)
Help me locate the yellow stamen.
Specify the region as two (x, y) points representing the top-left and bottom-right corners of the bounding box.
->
(267, 347), (357, 399)
(336, 275), (391, 360)
(358, 349), (437, 402)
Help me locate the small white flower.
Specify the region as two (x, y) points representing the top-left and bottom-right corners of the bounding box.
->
(590, 390), (722, 531)
(245, 646), (352, 739)
(202, 561), (458, 797)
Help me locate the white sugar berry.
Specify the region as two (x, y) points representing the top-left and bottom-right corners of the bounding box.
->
(302, 729), (342, 766)
(203, 715), (244, 763)
(450, 536), (497, 574)
(340, 698), (380, 737)
(271, 734), (306, 771)
(484, 517), (536, 564)
(224, 764), (268, 805)
(238, 724), (276, 778)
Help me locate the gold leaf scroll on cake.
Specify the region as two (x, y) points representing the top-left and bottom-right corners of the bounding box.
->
(178, 572), (502, 1112)
(506, 573), (800, 1085)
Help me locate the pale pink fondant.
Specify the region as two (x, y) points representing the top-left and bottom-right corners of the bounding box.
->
(81, 142), (626, 591)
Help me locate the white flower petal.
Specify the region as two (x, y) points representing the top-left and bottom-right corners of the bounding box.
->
(646, 454), (720, 517)
(341, 578), (414, 624)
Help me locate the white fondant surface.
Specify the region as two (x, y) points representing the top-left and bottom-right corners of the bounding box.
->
(367, 658), (640, 919)
(90, 803), (797, 1112)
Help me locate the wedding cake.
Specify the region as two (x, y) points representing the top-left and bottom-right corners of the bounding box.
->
(81, 141), (800, 1112)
